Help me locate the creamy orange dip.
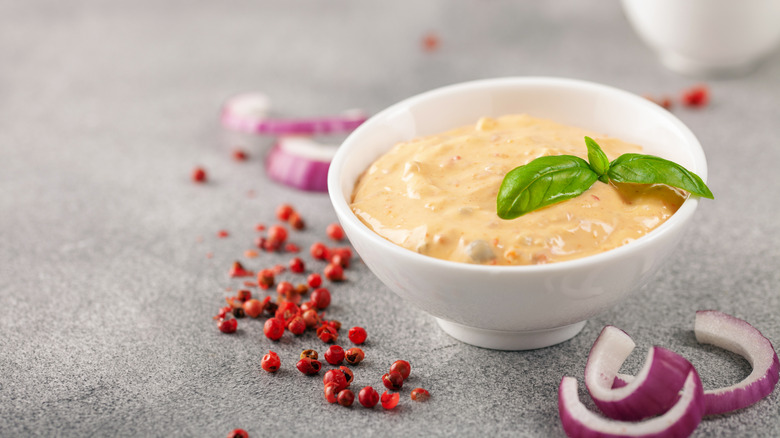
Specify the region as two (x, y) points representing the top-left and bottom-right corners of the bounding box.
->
(350, 115), (686, 265)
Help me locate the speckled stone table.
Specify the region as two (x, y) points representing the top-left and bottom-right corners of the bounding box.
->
(1, 1), (778, 436)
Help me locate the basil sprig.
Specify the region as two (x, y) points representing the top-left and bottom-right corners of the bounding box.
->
(496, 136), (713, 220)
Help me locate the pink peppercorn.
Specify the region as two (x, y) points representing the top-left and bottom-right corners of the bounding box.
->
(218, 318), (238, 334)
(324, 345), (345, 365)
(348, 326), (367, 344)
(323, 263), (344, 282)
(359, 386), (379, 408)
(263, 318), (285, 341)
(311, 288), (331, 310)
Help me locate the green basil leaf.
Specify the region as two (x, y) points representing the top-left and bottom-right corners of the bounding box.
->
(607, 154), (714, 199)
(584, 136), (610, 183)
(497, 155), (599, 219)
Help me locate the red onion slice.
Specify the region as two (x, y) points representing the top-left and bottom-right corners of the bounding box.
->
(610, 311), (779, 416)
(585, 326), (692, 421)
(694, 310), (779, 415)
(265, 136), (336, 192)
(221, 93), (367, 135)
(220, 93), (272, 132)
(559, 369), (705, 438)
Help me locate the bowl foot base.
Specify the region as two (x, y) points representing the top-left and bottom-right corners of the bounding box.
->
(435, 318), (586, 350)
(658, 52), (759, 78)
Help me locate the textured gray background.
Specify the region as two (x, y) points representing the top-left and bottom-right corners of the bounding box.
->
(1, 1), (779, 437)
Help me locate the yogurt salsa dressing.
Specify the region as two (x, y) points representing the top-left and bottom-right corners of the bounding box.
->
(350, 115), (686, 265)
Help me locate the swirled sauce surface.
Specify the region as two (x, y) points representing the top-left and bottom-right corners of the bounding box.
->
(350, 115), (685, 265)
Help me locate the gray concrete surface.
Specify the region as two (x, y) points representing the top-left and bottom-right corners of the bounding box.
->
(1, 1), (778, 436)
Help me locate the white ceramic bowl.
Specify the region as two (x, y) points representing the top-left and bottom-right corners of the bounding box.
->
(621, 0), (780, 77)
(328, 77), (707, 350)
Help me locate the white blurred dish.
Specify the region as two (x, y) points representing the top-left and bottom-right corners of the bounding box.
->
(621, 0), (780, 77)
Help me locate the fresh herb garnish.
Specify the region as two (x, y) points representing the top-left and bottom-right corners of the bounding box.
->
(496, 136), (713, 220)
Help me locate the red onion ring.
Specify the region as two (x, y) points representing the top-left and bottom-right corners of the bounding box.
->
(265, 136), (336, 192)
(221, 93), (367, 135)
(559, 368), (705, 438)
(585, 326), (692, 421)
(611, 311), (779, 416)
(694, 310), (779, 415)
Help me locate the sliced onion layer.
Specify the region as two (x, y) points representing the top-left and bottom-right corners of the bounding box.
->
(585, 326), (692, 421)
(610, 311), (779, 416)
(265, 136), (336, 192)
(694, 310), (780, 415)
(220, 93), (272, 132)
(559, 369), (705, 438)
(221, 93), (367, 135)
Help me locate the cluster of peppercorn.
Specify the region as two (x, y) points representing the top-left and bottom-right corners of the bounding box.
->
(215, 205), (350, 337)
(211, 203), (429, 438)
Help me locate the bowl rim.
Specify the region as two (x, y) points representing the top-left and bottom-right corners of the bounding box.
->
(328, 76), (706, 274)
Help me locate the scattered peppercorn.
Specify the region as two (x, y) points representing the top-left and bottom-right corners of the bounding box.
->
(380, 391), (400, 410)
(261, 351), (281, 373)
(191, 166), (207, 183)
(226, 428), (249, 438)
(421, 31), (440, 52)
(410, 388), (430, 402)
(289, 257), (305, 273)
(348, 326), (367, 344)
(243, 299), (264, 318)
(323, 369), (348, 392)
(232, 149), (248, 161)
(389, 360), (411, 380)
(324, 345), (345, 365)
(359, 386), (379, 408)
(310, 242), (329, 260)
(263, 238), (281, 252)
(287, 316), (306, 336)
(323, 263), (344, 282)
(276, 204), (294, 221)
(681, 84), (709, 108)
(288, 212), (305, 230)
(267, 225), (288, 244)
(263, 318), (285, 341)
(296, 357), (322, 375)
(324, 382), (339, 403)
(339, 366), (354, 385)
(231, 307), (246, 319)
(276, 281), (294, 297)
(382, 370), (404, 390)
(307, 273), (322, 288)
(337, 389), (355, 407)
(326, 223), (345, 241)
(229, 261), (252, 278)
(330, 254), (349, 269)
(218, 318), (238, 334)
(317, 325), (338, 343)
(344, 347), (365, 365)
(303, 309), (321, 329)
(236, 289), (252, 302)
(275, 301), (301, 325)
(311, 288), (331, 310)
(300, 349), (318, 360)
